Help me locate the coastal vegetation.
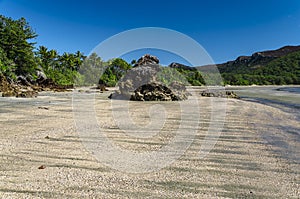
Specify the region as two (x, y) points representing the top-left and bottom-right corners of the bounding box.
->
(221, 50), (300, 85)
(1, 14), (300, 91)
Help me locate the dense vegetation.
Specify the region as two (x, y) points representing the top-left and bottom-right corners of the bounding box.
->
(98, 58), (131, 87)
(0, 15), (86, 85)
(0, 15), (37, 78)
(1, 14), (299, 87)
(0, 15), (133, 86)
(221, 51), (300, 85)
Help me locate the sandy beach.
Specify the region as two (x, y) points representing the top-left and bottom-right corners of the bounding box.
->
(0, 86), (299, 198)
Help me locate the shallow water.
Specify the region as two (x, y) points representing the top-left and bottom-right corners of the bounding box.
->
(227, 86), (300, 111)
(277, 87), (300, 94)
(226, 86), (300, 164)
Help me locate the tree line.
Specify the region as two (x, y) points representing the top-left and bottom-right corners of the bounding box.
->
(1, 14), (299, 87)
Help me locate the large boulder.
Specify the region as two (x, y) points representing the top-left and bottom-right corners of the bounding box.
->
(130, 82), (180, 101)
(118, 64), (161, 96)
(109, 54), (190, 101)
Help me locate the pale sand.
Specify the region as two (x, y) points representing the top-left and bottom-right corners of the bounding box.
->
(0, 87), (299, 198)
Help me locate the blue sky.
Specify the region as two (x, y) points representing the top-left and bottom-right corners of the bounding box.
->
(1, 0), (300, 65)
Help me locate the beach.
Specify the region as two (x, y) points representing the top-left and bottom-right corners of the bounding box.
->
(0, 86), (299, 198)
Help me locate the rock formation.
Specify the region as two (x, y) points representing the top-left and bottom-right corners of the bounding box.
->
(130, 82), (180, 101)
(133, 54), (159, 67)
(200, 89), (239, 98)
(0, 74), (38, 98)
(0, 69), (72, 98)
(109, 54), (190, 101)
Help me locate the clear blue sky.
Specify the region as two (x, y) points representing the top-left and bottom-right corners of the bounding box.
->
(1, 0), (300, 65)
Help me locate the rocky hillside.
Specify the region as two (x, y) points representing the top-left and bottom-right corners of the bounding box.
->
(176, 45), (300, 85)
(215, 45), (300, 74)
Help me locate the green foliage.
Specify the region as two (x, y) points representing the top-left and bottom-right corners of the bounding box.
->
(99, 58), (131, 87)
(35, 45), (85, 85)
(0, 15), (38, 76)
(0, 14), (86, 86)
(46, 67), (83, 86)
(171, 67), (205, 86)
(0, 47), (16, 79)
(221, 51), (300, 85)
(1, 14), (299, 87)
(78, 53), (108, 86)
(157, 67), (190, 86)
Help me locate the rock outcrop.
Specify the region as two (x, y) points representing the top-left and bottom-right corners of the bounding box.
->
(0, 74), (38, 98)
(169, 62), (196, 71)
(109, 54), (190, 101)
(0, 70), (72, 98)
(130, 82), (180, 101)
(200, 90), (239, 98)
(133, 54), (159, 67)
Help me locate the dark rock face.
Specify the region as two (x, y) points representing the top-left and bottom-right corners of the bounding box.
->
(200, 90), (239, 98)
(17, 76), (31, 86)
(169, 62), (196, 71)
(0, 74), (38, 98)
(0, 74), (15, 97)
(130, 82), (180, 101)
(0, 70), (72, 98)
(134, 54), (159, 67)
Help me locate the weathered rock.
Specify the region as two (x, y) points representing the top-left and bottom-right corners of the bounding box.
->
(118, 64), (161, 97)
(17, 76), (31, 86)
(0, 74), (38, 98)
(36, 70), (47, 84)
(97, 84), (108, 91)
(200, 89), (239, 98)
(0, 74), (16, 97)
(108, 55), (190, 101)
(130, 82), (180, 101)
(16, 90), (38, 98)
(134, 54), (159, 67)
(169, 62), (197, 71)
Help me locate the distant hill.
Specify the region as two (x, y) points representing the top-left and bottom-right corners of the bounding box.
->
(182, 45), (300, 85)
(215, 45), (300, 85)
(215, 45), (300, 74)
(100, 45), (300, 87)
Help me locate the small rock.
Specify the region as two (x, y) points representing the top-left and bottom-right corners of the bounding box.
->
(38, 165), (46, 169)
(97, 84), (108, 91)
(200, 89), (239, 99)
(38, 106), (49, 110)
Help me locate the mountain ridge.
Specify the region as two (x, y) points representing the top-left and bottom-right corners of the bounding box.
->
(169, 45), (300, 85)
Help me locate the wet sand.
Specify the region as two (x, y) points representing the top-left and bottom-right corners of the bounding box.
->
(0, 87), (299, 198)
